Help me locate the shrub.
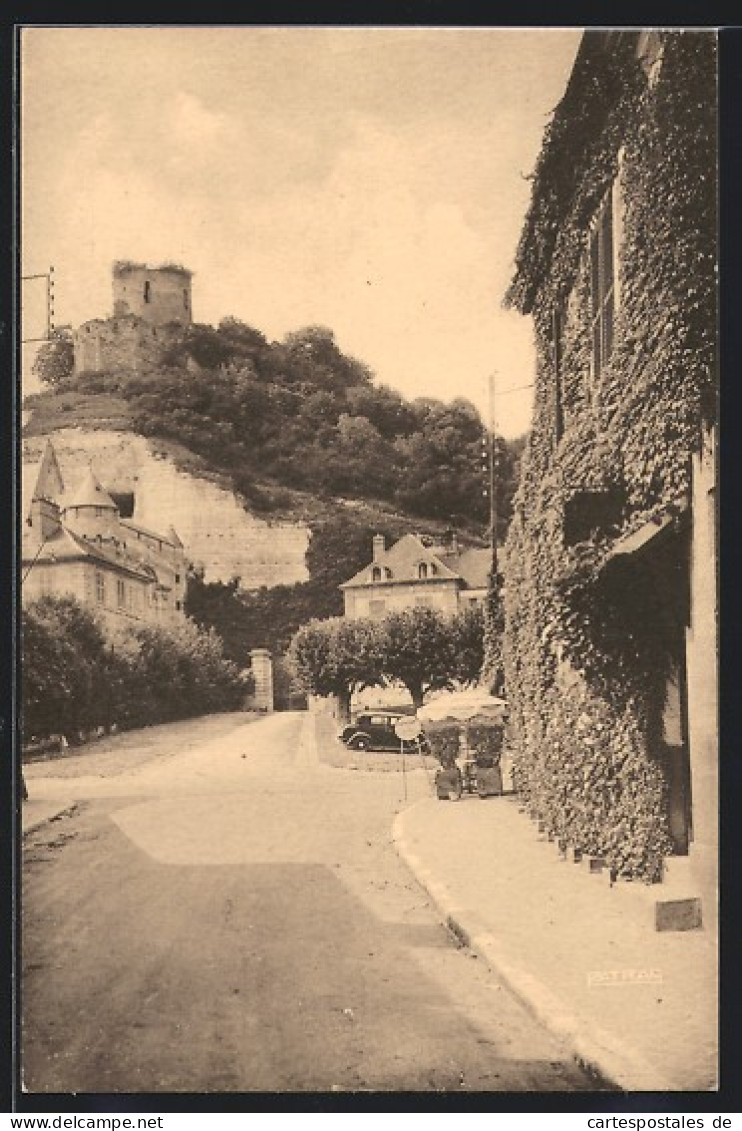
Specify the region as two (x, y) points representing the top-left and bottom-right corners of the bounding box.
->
(467, 722), (504, 766)
(423, 723), (460, 767)
(21, 596), (109, 742)
(21, 595), (246, 741)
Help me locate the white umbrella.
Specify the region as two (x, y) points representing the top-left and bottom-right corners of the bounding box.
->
(417, 689), (507, 723)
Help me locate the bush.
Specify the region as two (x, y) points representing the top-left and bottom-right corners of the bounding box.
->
(21, 596), (246, 741)
(468, 721), (504, 766)
(423, 723), (460, 767)
(21, 596), (109, 743)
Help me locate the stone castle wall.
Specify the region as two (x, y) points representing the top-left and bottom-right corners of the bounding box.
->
(73, 316), (183, 375)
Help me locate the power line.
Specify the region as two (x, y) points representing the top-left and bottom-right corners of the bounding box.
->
(495, 381), (535, 396)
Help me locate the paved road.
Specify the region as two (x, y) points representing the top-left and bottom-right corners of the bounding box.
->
(22, 712), (595, 1094)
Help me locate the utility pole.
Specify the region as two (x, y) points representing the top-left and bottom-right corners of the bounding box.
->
(488, 370), (498, 578)
(21, 265), (55, 343)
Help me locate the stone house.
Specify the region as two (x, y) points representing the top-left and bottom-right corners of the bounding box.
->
(22, 439), (188, 634)
(502, 31), (717, 917)
(341, 532), (490, 620)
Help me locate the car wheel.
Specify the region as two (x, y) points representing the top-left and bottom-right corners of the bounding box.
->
(350, 735), (370, 751)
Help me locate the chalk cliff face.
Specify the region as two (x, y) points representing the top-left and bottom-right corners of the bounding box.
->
(21, 428), (310, 588)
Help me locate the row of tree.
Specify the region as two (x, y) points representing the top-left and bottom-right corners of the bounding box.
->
(22, 595), (249, 744)
(288, 604), (484, 720)
(33, 321), (524, 534)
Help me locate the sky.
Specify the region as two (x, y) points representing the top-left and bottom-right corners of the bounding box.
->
(20, 26), (582, 437)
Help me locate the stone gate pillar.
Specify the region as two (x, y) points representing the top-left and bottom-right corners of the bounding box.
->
(249, 648), (274, 712)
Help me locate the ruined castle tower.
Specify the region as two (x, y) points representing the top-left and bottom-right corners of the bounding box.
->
(112, 262), (193, 326)
(73, 262), (193, 374)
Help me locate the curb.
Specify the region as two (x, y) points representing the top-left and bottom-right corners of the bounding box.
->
(22, 802), (78, 838)
(391, 801), (679, 1094)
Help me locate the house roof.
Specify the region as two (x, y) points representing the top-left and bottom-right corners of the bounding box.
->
(64, 465), (118, 511)
(341, 533), (489, 591)
(32, 439), (65, 501)
(436, 547), (492, 590)
(22, 523), (156, 582)
(22, 440), (66, 519)
(120, 518), (181, 548)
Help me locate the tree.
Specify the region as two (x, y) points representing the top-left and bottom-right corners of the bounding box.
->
(21, 593), (247, 742)
(288, 618), (348, 717)
(289, 603), (486, 719)
(378, 606), (458, 710)
(32, 326), (74, 386)
(449, 604), (486, 686)
(131, 618), (245, 722)
(21, 595), (109, 741)
(288, 616), (384, 722)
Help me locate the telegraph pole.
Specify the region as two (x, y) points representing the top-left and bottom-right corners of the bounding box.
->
(488, 370), (498, 577)
(21, 265), (55, 343)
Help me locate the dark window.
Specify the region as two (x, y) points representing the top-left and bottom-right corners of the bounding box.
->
(175, 600), (181, 611)
(183, 289), (189, 310)
(563, 487), (625, 547)
(143, 280), (151, 303)
(369, 599), (386, 618)
(371, 566), (382, 582)
(175, 572), (181, 584)
(117, 578), (126, 607)
(418, 563), (428, 579)
(589, 192), (615, 380)
(110, 492), (134, 518)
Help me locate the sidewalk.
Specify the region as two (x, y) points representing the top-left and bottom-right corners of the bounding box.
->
(393, 792), (718, 1093)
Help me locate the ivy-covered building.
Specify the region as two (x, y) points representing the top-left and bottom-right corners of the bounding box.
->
(502, 31), (717, 911)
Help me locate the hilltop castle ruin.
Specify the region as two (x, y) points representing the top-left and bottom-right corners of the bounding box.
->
(73, 261), (193, 374)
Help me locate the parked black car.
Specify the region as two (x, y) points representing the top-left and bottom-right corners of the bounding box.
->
(339, 711), (430, 753)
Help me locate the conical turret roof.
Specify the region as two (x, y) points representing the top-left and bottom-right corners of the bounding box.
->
(33, 439), (65, 502)
(64, 465), (118, 511)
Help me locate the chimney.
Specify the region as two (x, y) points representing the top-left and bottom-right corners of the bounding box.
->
(449, 530), (459, 555)
(372, 533), (385, 562)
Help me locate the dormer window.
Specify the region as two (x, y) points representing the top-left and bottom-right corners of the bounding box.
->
(418, 563), (429, 579)
(372, 566), (382, 582)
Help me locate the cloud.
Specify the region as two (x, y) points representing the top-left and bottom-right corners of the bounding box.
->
(170, 92), (234, 149)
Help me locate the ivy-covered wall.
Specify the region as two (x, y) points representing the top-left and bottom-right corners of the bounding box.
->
(502, 31), (717, 882)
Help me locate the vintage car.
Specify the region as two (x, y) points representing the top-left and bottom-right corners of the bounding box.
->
(339, 711), (430, 753)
